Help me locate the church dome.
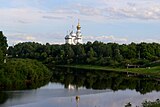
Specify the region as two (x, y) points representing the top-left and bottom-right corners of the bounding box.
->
(65, 34), (72, 39)
(77, 22), (81, 30)
(70, 31), (76, 37)
(71, 32), (76, 37)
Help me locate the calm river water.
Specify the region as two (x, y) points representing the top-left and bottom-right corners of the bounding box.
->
(0, 67), (160, 107)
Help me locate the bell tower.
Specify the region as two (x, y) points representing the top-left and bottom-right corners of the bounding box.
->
(76, 19), (82, 44)
(77, 19), (81, 30)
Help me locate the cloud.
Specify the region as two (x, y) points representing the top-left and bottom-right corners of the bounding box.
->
(73, 2), (160, 20)
(25, 36), (36, 41)
(140, 38), (160, 43)
(74, 4), (102, 16)
(84, 35), (128, 44)
(6, 32), (65, 46)
(0, 7), (43, 25)
(17, 20), (31, 24)
(36, 33), (65, 44)
(7, 33), (36, 45)
(42, 16), (65, 20)
(1, 0), (160, 27)
(1, 0), (160, 46)
(114, 6), (160, 20)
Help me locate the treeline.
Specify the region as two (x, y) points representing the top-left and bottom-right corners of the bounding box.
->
(0, 31), (51, 90)
(8, 41), (160, 67)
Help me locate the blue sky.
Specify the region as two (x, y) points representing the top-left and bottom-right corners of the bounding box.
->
(0, 0), (160, 45)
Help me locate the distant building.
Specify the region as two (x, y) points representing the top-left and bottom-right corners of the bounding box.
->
(65, 21), (82, 45)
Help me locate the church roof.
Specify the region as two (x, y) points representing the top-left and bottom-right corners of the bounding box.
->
(77, 19), (81, 30)
(70, 31), (76, 37)
(65, 34), (72, 39)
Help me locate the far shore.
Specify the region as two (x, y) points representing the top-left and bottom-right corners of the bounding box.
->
(57, 65), (160, 79)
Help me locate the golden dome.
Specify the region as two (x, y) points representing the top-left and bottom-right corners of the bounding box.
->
(77, 20), (81, 30)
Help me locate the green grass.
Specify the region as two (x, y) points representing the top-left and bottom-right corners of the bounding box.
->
(58, 65), (160, 78)
(142, 99), (160, 107)
(122, 66), (160, 77)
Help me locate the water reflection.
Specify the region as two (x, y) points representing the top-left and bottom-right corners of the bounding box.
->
(51, 67), (160, 94)
(0, 83), (108, 107)
(0, 79), (50, 91)
(0, 67), (160, 107)
(0, 92), (8, 104)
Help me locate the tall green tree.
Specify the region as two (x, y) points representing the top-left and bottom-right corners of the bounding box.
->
(0, 31), (8, 55)
(86, 47), (97, 64)
(0, 49), (4, 65)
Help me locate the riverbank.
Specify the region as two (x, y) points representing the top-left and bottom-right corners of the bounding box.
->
(0, 58), (51, 90)
(57, 65), (160, 78)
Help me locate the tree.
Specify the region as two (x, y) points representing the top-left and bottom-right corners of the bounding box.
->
(7, 46), (14, 56)
(0, 31), (8, 55)
(0, 49), (4, 65)
(86, 47), (97, 64)
(73, 45), (86, 63)
(64, 45), (75, 64)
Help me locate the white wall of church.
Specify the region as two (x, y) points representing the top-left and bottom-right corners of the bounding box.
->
(65, 21), (82, 45)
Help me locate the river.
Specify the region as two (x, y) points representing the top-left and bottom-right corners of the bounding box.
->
(0, 67), (160, 107)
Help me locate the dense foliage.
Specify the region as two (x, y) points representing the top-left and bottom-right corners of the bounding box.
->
(0, 31), (7, 65)
(0, 31), (51, 90)
(0, 31), (7, 54)
(0, 49), (4, 65)
(0, 58), (51, 90)
(8, 41), (160, 67)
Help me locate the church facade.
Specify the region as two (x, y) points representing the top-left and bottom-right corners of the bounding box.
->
(65, 21), (82, 45)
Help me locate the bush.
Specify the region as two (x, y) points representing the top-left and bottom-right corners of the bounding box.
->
(0, 58), (51, 90)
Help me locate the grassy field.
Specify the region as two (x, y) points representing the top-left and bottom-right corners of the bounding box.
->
(59, 65), (160, 78)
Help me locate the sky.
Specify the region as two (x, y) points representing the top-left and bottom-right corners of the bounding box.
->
(0, 0), (160, 45)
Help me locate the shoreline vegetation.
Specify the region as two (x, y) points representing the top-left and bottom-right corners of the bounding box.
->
(57, 65), (160, 78)
(0, 32), (51, 90)
(125, 99), (160, 107)
(7, 41), (160, 80)
(0, 58), (51, 90)
(141, 99), (160, 107)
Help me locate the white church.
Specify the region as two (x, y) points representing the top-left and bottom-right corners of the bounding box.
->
(65, 21), (82, 45)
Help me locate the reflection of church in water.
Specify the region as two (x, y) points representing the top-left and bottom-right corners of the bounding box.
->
(65, 21), (82, 45)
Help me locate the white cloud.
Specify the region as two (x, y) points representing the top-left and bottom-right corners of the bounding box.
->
(25, 36), (36, 41)
(36, 33), (65, 44)
(140, 38), (160, 43)
(0, 7), (43, 26)
(1, 0), (160, 27)
(84, 35), (128, 44)
(6, 32), (65, 46)
(7, 33), (37, 45)
(73, 3), (160, 20)
(38, 1), (160, 22)
(42, 16), (65, 20)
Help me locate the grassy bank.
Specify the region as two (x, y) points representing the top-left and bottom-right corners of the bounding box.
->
(58, 65), (160, 78)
